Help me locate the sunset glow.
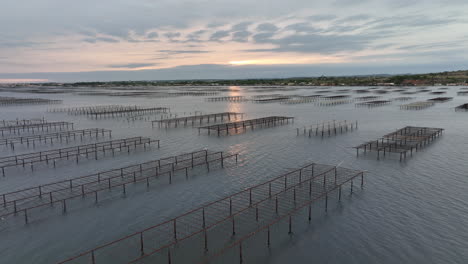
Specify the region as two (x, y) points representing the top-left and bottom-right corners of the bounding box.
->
(229, 60), (260, 65)
(0, 0), (466, 81)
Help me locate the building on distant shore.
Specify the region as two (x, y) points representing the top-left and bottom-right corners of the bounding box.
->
(401, 79), (429, 86)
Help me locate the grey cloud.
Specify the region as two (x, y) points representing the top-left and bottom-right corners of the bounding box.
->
(337, 14), (372, 22)
(79, 30), (97, 37)
(252, 32), (276, 43)
(185, 44), (203, 48)
(249, 32), (377, 54)
(354, 48), (468, 61)
(192, 30), (207, 35)
(2, 0), (467, 49)
(206, 22), (227, 28)
(210, 30), (230, 41)
(322, 25), (362, 33)
(186, 30), (207, 42)
(97, 37), (120, 43)
(80, 27), (154, 43)
(164, 32), (181, 39)
(152, 56), (170, 60)
(308, 14), (337, 21)
(82, 38), (97, 44)
(284, 23), (320, 33)
(333, 0), (370, 6)
(386, 0), (420, 8)
(232, 31), (252, 42)
(0, 41), (54, 48)
(398, 41), (466, 51)
(108, 63), (158, 69)
(83, 37), (120, 43)
(372, 43), (395, 49)
(2, 0), (467, 76)
(366, 16), (460, 31)
(94, 27), (132, 41)
(256, 23), (279, 32)
(231, 22), (252, 31)
(146, 32), (159, 38)
(127, 39), (159, 43)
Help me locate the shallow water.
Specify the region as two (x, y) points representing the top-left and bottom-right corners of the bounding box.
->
(0, 86), (467, 264)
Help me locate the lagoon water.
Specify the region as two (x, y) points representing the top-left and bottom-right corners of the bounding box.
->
(0, 86), (467, 264)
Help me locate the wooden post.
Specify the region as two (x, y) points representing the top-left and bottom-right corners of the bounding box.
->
(140, 232), (145, 256)
(173, 219), (177, 242)
(24, 209), (28, 224)
(338, 186), (342, 201)
(325, 193), (328, 212)
(232, 217), (236, 235)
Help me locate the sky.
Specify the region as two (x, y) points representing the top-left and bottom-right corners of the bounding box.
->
(0, 0), (467, 82)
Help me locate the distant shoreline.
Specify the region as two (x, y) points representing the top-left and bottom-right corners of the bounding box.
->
(0, 69), (467, 87)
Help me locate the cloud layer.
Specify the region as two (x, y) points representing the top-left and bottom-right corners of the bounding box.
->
(0, 0), (467, 79)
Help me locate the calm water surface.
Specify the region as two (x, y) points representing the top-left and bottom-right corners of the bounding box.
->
(0, 86), (467, 264)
